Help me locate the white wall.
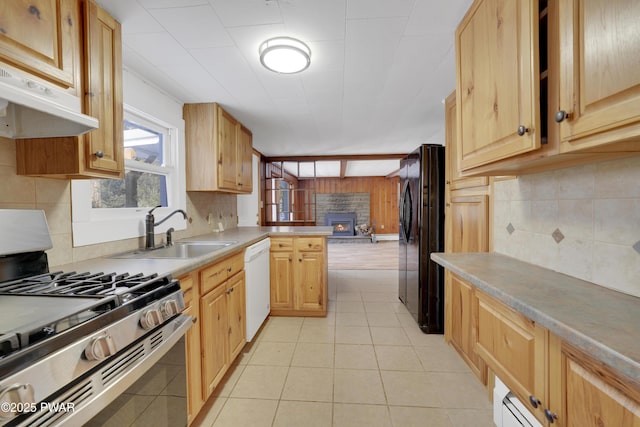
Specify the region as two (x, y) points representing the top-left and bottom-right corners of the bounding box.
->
(492, 156), (640, 297)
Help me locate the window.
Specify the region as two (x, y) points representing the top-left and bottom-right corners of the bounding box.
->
(72, 105), (186, 246)
(91, 118), (169, 209)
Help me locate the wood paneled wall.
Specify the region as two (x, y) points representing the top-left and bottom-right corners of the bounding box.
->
(299, 176), (400, 234)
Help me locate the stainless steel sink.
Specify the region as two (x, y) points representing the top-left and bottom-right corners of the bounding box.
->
(109, 241), (237, 259)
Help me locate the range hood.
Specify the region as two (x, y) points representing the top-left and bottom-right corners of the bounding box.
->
(0, 65), (98, 139)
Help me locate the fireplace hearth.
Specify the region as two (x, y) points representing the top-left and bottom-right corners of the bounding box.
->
(326, 212), (356, 236)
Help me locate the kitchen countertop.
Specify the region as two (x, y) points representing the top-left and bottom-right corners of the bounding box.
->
(431, 252), (640, 385)
(56, 226), (333, 280)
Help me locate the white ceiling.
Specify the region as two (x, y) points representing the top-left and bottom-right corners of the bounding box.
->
(97, 0), (473, 159)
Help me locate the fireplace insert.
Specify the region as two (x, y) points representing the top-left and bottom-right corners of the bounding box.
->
(325, 212), (356, 236)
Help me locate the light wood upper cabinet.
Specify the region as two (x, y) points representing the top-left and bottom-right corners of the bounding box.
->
(557, 0), (640, 153)
(15, 0), (124, 179)
(456, 0), (540, 171)
(237, 124), (253, 192)
(447, 194), (489, 255)
(0, 0), (80, 91)
(82, 0), (123, 175)
(184, 102), (253, 194)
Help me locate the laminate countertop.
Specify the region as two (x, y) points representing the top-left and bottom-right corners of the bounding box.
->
(56, 226), (333, 281)
(431, 252), (640, 385)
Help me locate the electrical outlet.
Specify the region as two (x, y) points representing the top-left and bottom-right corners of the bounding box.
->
(218, 222), (224, 232)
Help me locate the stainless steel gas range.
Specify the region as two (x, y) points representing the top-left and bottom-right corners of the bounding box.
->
(0, 210), (192, 426)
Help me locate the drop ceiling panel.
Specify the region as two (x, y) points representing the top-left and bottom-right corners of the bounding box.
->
(209, 0), (283, 27)
(279, 0), (346, 42)
(138, 0), (207, 8)
(124, 33), (194, 66)
(148, 5), (233, 49)
(405, 0), (474, 35)
(97, 0), (164, 34)
(346, 0), (415, 19)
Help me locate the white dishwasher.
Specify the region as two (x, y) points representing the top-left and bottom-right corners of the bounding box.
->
(244, 238), (271, 341)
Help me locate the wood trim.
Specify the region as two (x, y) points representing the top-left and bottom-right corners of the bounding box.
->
(265, 154), (407, 162)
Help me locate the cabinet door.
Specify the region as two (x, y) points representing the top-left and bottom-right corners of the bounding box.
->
(83, 0), (123, 175)
(448, 194), (489, 254)
(227, 272), (246, 361)
(200, 284), (228, 399)
(475, 290), (547, 423)
(557, 0), (640, 153)
(237, 124), (253, 193)
(444, 91), (488, 190)
(217, 107), (239, 190)
(179, 273), (202, 424)
(456, 0), (540, 170)
(548, 341), (640, 427)
(0, 0), (79, 89)
(294, 251), (325, 312)
(448, 274), (484, 381)
(270, 251), (294, 310)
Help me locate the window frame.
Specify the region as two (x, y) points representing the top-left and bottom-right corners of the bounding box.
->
(71, 104), (186, 247)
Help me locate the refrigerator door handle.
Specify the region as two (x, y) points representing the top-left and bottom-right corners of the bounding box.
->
(400, 180), (412, 242)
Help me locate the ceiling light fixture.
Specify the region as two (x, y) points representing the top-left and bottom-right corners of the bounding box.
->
(259, 37), (311, 74)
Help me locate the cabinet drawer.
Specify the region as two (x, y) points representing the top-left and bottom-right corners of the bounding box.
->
(475, 290), (547, 419)
(179, 274), (195, 307)
(226, 251), (245, 279)
(295, 237), (324, 252)
(200, 251), (244, 295)
(271, 238), (294, 252)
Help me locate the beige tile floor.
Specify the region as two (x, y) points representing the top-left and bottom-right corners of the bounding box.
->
(194, 270), (493, 427)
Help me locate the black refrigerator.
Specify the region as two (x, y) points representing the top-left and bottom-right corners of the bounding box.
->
(398, 144), (445, 333)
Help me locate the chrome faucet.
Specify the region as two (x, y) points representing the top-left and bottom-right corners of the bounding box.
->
(145, 206), (187, 249)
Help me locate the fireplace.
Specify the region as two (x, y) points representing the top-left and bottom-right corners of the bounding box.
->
(325, 212), (356, 236)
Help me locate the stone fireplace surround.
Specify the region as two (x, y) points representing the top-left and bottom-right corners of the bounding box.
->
(316, 193), (370, 232)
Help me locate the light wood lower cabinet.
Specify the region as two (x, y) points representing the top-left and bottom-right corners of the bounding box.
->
(448, 272), (640, 426)
(269, 236), (327, 317)
(180, 250), (246, 425)
(178, 272), (202, 425)
(445, 271), (485, 382)
(474, 289), (548, 424)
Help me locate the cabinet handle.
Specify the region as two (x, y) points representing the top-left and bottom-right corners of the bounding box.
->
(529, 395), (541, 409)
(94, 150), (104, 158)
(555, 110), (569, 123)
(544, 409), (558, 424)
(517, 125), (530, 136)
(227, 267), (232, 272)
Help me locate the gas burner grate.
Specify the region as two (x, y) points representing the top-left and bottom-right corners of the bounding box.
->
(0, 271), (161, 298)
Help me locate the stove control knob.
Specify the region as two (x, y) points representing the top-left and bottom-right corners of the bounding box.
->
(0, 383), (35, 420)
(84, 334), (116, 361)
(140, 308), (163, 330)
(160, 299), (179, 318)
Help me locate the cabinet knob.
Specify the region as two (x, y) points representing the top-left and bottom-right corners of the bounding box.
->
(544, 409), (558, 424)
(308, 243), (312, 247)
(192, 317), (198, 324)
(298, 258), (302, 262)
(555, 110), (569, 123)
(94, 150), (104, 158)
(529, 395), (541, 409)
(517, 125), (530, 136)
(288, 256), (292, 262)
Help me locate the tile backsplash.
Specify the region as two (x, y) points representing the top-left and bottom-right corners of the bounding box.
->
(493, 156), (640, 297)
(0, 136), (237, 267)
